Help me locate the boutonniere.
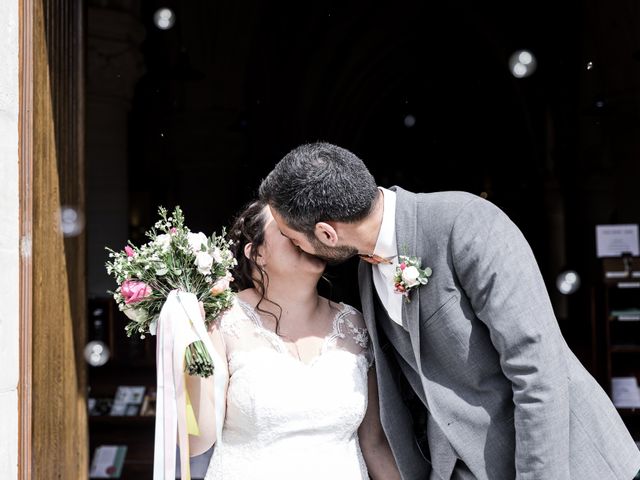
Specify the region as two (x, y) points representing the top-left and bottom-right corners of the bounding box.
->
(393, 255), (432, 301)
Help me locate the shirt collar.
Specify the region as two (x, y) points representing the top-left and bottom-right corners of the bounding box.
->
(373, 187), (397, 259)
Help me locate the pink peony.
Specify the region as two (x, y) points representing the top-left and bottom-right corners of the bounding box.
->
(121, 280), (152, 304)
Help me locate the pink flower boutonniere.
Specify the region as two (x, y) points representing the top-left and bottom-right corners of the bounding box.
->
(393, 255), (432, 301)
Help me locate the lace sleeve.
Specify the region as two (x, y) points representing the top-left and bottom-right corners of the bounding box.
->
(213, 305), (242, 339)
(331, 304), (374, 368)
(209, 300), (246, 361)
(211, 298), (276, 361)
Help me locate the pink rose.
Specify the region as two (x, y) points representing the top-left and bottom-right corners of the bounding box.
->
(121, 280), (152, 304)
(125, 246), (135, 257)
(210, 273), (233, 296)
(399, 262), (406, 270)
(170, 227), (177, 234)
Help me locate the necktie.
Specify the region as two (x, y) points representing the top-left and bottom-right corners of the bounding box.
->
(358, 253), (396, 265)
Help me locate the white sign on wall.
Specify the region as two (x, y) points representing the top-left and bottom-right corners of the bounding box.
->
(596, 224), (639, 258)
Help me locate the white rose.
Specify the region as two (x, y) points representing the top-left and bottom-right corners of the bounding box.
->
(401, 266), (421, 287)
(187, 232), (208, 253)
(212, 247), (223, 263)
(195, 251), (214, 275)
(123, 307), (148, 323)
(155, 234), (172, 252)
(148, 317), (158, 336)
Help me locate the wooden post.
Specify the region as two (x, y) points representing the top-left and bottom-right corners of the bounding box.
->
(20, 0), (87, 477)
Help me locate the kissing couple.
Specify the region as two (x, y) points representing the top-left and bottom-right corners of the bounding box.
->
(184, 142), (640, 480)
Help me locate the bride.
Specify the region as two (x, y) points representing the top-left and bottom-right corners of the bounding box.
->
(185, 199), (400, 479)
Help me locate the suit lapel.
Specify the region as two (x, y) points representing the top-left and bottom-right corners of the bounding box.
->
(358, 259), (432, 478)
(392, 187), (423, 370)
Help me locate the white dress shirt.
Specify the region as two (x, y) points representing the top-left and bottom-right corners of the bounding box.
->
(371, 188), (404, 327)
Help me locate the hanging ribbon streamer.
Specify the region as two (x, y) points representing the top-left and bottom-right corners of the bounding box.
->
(153, 290), (228, 480)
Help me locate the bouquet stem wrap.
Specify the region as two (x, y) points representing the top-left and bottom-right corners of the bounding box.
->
(153, 290), (227, 480)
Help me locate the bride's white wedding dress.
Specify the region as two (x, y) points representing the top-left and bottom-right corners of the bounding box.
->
(204, 298), (373, 480)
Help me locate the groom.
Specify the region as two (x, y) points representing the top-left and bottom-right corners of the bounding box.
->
(259, 142), (640, 480)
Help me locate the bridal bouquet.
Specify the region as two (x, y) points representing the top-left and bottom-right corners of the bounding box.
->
(105, 206), (236, 377)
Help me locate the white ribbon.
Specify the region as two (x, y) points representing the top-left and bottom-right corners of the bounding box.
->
(153, 290), (228, 479)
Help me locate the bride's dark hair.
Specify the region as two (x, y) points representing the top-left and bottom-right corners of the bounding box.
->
(228, 199), (283, 332)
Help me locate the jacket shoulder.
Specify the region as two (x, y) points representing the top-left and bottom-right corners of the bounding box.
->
(393, 186), (482, 211)
(416, 190), (481, 209)
(414, 190), (490, 229)
(392, 186), (502, 243)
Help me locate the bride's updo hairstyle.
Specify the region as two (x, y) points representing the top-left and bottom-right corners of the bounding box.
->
(228, 199), (283, 330)
(229, 199), (267, 291)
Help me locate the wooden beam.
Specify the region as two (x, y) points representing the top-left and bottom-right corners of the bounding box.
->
(19, 1), (88, 478)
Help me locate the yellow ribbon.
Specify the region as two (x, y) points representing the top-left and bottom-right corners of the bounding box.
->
(185, 379), (200, 437)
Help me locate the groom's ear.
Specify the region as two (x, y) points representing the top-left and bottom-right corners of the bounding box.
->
(314, 222), (339, 247)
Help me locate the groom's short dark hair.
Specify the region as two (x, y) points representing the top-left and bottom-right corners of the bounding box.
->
(259, 142), (378, 235)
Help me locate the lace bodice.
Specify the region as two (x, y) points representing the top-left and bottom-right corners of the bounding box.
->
(219, 298), (373, 365)
(204, 297), (373, 480)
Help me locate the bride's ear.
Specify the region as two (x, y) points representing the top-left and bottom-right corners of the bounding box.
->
(243, 242), (254, 260)
(314, 222), (339, 247)
(244, 242), (265, 266)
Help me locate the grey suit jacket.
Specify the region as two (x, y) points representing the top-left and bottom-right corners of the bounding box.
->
(358, 187), (640, 480)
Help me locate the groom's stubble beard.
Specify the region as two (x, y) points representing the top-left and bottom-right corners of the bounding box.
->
(307, 235), (358, 266)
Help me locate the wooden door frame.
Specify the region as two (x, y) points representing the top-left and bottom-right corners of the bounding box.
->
(19, 0), (34, 477)
(18, 1), (87, 477)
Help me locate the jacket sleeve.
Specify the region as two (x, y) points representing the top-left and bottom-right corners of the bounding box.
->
(450, 197), (570, 479)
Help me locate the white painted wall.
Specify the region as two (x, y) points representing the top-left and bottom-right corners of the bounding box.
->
(0, 0), (20, 478)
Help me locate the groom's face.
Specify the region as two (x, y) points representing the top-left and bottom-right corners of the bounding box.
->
(270, 207), (357, 265)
